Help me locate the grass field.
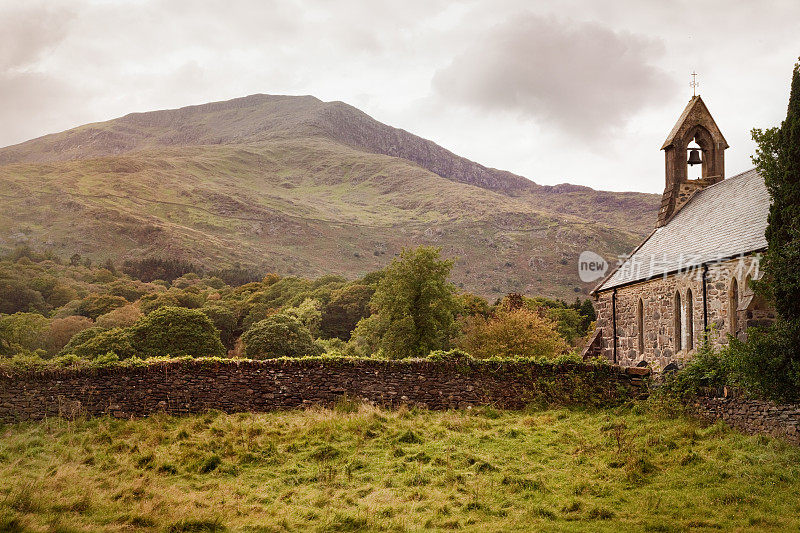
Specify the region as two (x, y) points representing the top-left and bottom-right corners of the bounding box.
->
(1, 403), (798, 532)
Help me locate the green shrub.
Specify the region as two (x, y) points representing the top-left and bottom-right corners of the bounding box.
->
(71, 328), (135, 360)
(200, 305), (238, 350)
(320, 284), (374, 340)
(727, 320), (800, 402)
(656, 339), (728, 400)
(128, 307), (225, 358)
(59, 326), (105, 356)
(76, 294), (128, 320)
(242, 314), (321, 359)
(427, 349), (472, 363)
(0, 312), (50, 356)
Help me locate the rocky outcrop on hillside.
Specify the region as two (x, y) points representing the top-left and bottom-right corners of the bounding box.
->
(309, 101), (535, 194)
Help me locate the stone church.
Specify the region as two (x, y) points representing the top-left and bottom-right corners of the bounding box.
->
(587, 95), (774, 370)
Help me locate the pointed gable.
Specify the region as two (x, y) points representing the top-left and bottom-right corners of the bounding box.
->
(661, 96), (729, 150)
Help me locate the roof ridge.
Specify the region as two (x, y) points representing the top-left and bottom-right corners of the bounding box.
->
(595, 168), (767, 293)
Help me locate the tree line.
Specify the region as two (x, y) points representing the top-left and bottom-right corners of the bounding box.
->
(0, 246), (596, 366)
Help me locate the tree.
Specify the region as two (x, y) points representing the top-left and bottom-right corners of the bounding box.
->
(579, 299), (597, 328)
(59, 327), (106, 356)
(71, 327), (135, 360)
(455, 308), (568, 359)
(47, 315), (94, 355)
(200, 305), (239, 350)
(283, 298), (323, 337)
(95, 304), (143, 329)
(737, 58), (800, 400)
(128, 306), (225, 358)
(753, 58), (800, 325)
(0, 312), (50, 356)
(76, 294), (129, 320)
(320, 284), (374, 340)
(0, 279), (48, 315)
(350, 247), (460, 359)
(242, 314), (321, 359)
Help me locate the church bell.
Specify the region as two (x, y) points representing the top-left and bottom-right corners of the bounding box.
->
(687, 148), (702, 166)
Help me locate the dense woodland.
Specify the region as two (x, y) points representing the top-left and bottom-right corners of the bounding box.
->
(0, 245), (596, 367)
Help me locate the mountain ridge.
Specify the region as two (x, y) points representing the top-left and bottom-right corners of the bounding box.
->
(0, 94), (659, 299)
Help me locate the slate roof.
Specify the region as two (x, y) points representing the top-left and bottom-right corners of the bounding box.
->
(595, 169), (769, 292)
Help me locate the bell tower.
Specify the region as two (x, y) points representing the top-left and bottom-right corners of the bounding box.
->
(657, 95), (728, 227)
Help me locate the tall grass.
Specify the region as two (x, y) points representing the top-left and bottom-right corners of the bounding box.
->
(0, 404), (798, 531)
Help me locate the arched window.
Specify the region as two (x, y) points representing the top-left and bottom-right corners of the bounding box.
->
(730, 277), (739, 335)
(674, 291), (682, 352)
(686, 289), (694, 350)
(637, 298), (644, 354)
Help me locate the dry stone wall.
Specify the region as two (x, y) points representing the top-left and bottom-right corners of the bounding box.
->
(0, 358), (649, 422)
(688, 390), (800, 444)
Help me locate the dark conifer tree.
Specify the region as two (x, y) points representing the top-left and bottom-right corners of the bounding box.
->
(753, 58), (800, 323)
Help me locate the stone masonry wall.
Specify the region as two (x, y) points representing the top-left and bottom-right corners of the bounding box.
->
(0, 358), (649, 423)
(594, 256), (769, 370)
(688, 390), (800, 444)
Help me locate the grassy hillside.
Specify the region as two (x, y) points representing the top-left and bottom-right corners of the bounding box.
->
(1, 405), (798, 532)
(0, 95), (659, 299)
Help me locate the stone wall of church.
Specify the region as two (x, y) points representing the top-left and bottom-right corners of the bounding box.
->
(593, 255), (769, 370)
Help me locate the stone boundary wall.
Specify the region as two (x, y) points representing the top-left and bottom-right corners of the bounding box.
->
(0, 358), (649, 422)
(688, 391), (800, 444)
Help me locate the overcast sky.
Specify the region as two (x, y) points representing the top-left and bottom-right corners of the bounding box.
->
(1, 0), (798, 193)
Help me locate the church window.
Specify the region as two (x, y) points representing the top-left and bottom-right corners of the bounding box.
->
(730, 278), (739, 335)
(674, 291), (682, 352)
(686, 289), (694, 350)
(637, 298), (644, 354)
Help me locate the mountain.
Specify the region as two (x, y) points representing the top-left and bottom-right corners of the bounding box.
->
(0, 94), (659, 299)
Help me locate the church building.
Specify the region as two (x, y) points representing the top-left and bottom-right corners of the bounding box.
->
(587, 95), (775, 370)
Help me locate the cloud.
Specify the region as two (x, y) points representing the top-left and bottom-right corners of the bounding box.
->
(432, 13), (675, 138)
(0, 3), (80, 147)
(0, 3), (75, 70)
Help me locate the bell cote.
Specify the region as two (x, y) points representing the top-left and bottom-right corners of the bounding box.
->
(657, 95), (728, 227)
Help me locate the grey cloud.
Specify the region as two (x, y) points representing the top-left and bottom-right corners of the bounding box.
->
(0, 3), (80, 147)
(0, 72), (82, 147)
(433, 14), (675, 138)
(0, 3), (75, 70)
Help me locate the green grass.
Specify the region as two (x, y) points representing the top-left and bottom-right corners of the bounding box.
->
(1, 404), (798, 532)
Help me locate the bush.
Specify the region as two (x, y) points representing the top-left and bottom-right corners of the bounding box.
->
(727, 320), (800, 402)
(76, 294), (128, 320)
(47, 315), (94, 355)
(0, 312), (51, 356)
(242, 314), (321, 359)
(95, 304), (143, 329)
(59, 327), (106, 356)
(427, 349), (472, 363)
(128, 307), (225, 358)
(200, 305), (238, 350)
(71, 328), (135, 360)
(455, 308), (568, 359)
(657, 338), (729, 400)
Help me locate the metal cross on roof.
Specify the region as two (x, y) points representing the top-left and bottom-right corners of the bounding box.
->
(690, 71), (699, 97)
